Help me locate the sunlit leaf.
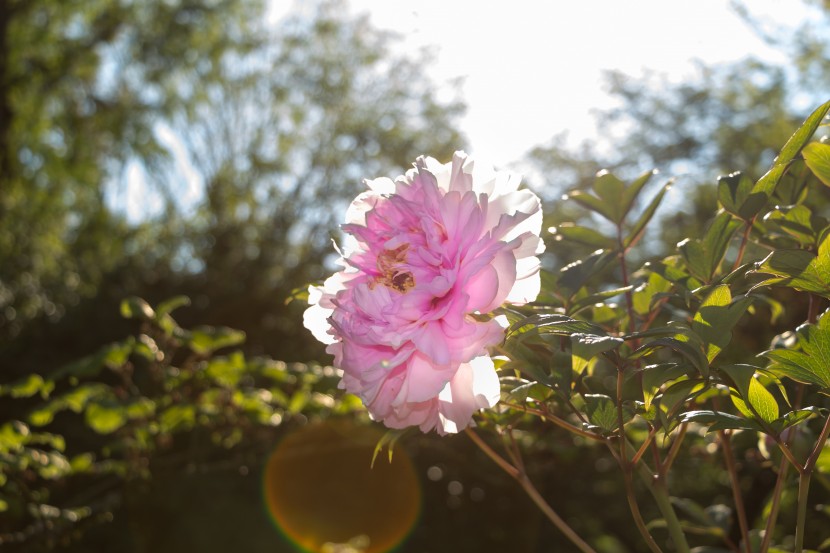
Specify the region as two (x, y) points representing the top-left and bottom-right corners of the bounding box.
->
(803, 141), (830, 187)
(753, 99), (830, 200)
(85, 402), (127, 434)
(691, 285), (754, 362)
(762, 310), (830, 389)
(752, 231), (830, 298)
(679, 410), (763, 432)
(187, 326), (246, 355)
(120, 296), (154, 320)
(570, 334), (623, 374)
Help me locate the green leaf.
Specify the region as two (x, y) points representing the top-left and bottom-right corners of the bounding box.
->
(160, 405), (196, 432)
(804, 141), (830, 187)
(717, 171), (767, 221)
(762, 310), (830, 389)
(679, 410), (763, 432)
(0, 374), (53, 399)
(584, 394), (618, 432)
(625, 178), (673, 249)
(187, 326), (246, 355)
(754, 99), (830, 200)
(637, 363), (693, 411)
(691, 285), (754, 362)
(155, 295), (191, 318)
(647, 256), (703, 292)
(632, 271), (673, 316)
(120, 296), (154, 320)
(656, 379), (705, 427)
(565, 189), (617, 223)
(769, 407), (820, 434)
(631, 336), (709, 378)
(206, 351), (247, 387)
(549, 223), (615, 249)
(621, 169), (658, 219)
(558, 249), (618, 296)
(570, 334), (623, 374)
(372, 429), (407, 468)
(0, 421), (30, 454)
(85, 402), (127, 434)
(763, 204), (825, 248)
(507, 314), (607, 339)
(752, 231), (830, 297)
(592, 170), (627, 223)
(730, 376), (779, 423)
(678, 212), (742, 282)
(569, 286), (633, 313)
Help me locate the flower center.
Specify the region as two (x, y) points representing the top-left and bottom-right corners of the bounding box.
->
(376, 244), (415, 293)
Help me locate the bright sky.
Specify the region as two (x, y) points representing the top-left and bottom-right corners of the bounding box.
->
(117, 1), (814, 222)
(278, 0), (811, 167)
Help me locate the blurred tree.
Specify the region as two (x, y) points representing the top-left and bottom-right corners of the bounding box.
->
(168, 0), (465, 361)
(0, 0), (465, 368)
(527, 0), (830, 256)
(0, 0), (264, 342)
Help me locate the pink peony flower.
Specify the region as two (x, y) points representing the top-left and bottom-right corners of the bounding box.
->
(304, 151), (544, 434)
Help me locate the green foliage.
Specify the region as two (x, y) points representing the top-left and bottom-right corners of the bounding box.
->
(495, 98), (830, 552)
(0, 297), (356, 548)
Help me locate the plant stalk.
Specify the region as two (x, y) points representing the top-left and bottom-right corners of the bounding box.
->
(465, 428), (598, 553)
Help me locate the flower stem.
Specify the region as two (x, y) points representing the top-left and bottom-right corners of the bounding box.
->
(719, 430), (750, 553)
(759, 457), (789, 553)
(794, 471), (811, 553)
(465, 428), (597, 553)
(501, 401), (606, 442)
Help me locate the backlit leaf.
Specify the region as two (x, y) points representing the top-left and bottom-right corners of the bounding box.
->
(802, 141), (830, 187)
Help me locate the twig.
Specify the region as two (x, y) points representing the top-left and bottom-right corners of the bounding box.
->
(465, 428), (598, 553)
(719, 430), (751, 553)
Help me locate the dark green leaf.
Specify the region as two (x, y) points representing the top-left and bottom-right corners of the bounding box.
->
(657, 379), (704, 426)
(592, 170), (627, 223)
(621, 169), (658, 220)
(558, 249), (618, 296)
(625, 179), (673, 248)
(770, 407), (820, 434)
(717, 171), (768, 221)
(584, 394), (618, 432)
(631, 336), (709, 378)
(678, 212), (742, 282)
(565, 189), (617, 222)
(570, 286), (633, 313)
(549, 223), (615, 249)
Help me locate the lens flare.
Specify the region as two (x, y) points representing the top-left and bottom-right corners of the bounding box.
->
(263, 419), (421, 552)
